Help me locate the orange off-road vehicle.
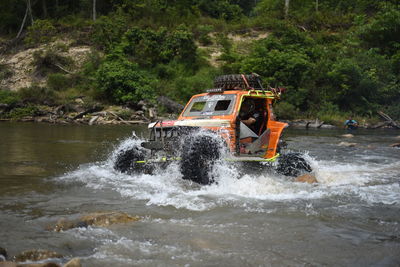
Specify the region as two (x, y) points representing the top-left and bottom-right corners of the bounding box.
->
(114, 74), (311, 184)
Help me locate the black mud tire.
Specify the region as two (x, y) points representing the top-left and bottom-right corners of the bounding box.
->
(180, 135), (222, 185)
(214, 74), (262, 90)
(114, 145), (148, 174)
(276, 152), (312, 177)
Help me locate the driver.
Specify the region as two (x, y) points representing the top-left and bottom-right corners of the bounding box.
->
(239, 99), (262, 132)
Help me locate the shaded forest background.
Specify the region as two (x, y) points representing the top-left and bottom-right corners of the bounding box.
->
(0, 0), (399, 123)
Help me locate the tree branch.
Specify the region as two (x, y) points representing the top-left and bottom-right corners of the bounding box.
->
(53, 63), (75, 74)
(16, 2), (29, 39)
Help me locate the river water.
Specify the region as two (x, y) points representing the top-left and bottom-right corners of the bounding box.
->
(0, 122), (399, 266)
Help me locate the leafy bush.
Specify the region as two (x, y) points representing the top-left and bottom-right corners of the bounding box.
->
(82, 50), (103, 75)
(92, 12), (128, 51)
(315, 102), (343, 125)
(53, 42), (69, 52)
(0, 90), (20, 105)
(115, 109), (134, 120)
(96, 56), (156, 104)
(195, 24), (214, 46)
(317, 113), (347, 126)
(165, 67), (219, 102)
(359, 8), (400, 55)
(326, 49), (396, 115)
(8, 105), (40, 119)
(197, 0), (243, 20)
(47, 73), (71, 91)
(121, 25), (197, 67)
(240, 37), (314, 101)
(18, 85), (58, 105)
(55, 88), (82, 105)
(274, 102), (298, 120)
(385, 103), (400, 121)
(215, 33), (242, 73)
(25, 19), (56, 45)
(71, 50), (103, 93)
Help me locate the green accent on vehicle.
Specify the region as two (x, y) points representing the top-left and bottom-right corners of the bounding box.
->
(134, 154), (279, 164)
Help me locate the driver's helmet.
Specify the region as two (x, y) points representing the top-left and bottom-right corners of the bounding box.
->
(241, 98), (255, 114)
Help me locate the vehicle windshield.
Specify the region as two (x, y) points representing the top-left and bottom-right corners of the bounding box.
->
(182, 94), (236, 117)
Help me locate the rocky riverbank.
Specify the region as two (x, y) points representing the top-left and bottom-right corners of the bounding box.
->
(0, 96), (183, 125)
(1, 96), (399, 130)
(283, 116), (400, 130)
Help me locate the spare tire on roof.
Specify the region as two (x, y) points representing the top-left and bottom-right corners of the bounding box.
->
(213, 74), (263, 90)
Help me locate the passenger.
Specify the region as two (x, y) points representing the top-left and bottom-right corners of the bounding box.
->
(344, 117), (358, 130)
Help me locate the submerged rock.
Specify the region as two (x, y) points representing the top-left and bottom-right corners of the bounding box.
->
(338, 141), (357, 147)
(13, 249), (63, 262)
(390, 143), (400, 148)
(50, 218), (79, 232)
(1, 248), (80, 267)
(295, 173), (318, 184)
(18, 263), (60, 267)
(62, 258), (81, 267)
(48, 211), (140, 232)
(0, 262), (16, 267)
(341, 134), (354, 138)
(80, 211), (140, 227)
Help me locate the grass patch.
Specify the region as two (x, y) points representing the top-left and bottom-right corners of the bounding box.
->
(18, 85), (59, 105)
(0, 90), (20, 105)
(47, 73), (72, 91)
(8, 105), (40, 119)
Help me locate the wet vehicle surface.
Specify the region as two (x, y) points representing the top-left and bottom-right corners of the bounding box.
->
(114, 75), (309, 184)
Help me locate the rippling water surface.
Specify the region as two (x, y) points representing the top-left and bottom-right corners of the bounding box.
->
(0, 122), (399, 266)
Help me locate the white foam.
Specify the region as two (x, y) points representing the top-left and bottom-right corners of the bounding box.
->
(57, 136), (400, 211)
(356, 183), (400, 205)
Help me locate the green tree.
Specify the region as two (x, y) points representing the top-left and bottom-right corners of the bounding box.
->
(121, 26), (197, 67)
(326, 49), (397, 115)
(92, 11), (129, 51)
(359, 7), (400, 56)
(239, 33), (315, 109)
(197, 0), (243, 20)
(96, 55), (157, 104)
(25, 19), (56, 45)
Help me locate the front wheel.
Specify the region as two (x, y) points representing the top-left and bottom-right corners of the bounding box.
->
(276, 152), (312, 177)
(114, 144), (149, 174)
(180, 134), (222, 185)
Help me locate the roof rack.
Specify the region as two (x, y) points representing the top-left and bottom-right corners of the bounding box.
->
(213, 74), (265, 91)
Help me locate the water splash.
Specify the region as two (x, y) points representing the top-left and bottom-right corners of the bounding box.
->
(57, 136), (400, 210)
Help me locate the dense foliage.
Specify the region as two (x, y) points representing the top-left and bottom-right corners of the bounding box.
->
(96, 56), (156, 104)
(0, 0), (399, 121)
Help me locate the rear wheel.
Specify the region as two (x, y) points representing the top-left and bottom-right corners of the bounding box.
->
(276, 152), (312, 177)
(114, 145), (149, 174)
(180, 134), (222, 185)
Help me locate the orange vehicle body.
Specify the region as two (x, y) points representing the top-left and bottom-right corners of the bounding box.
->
(175, 89), (288, 159)
(114, 74), (312, 185)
